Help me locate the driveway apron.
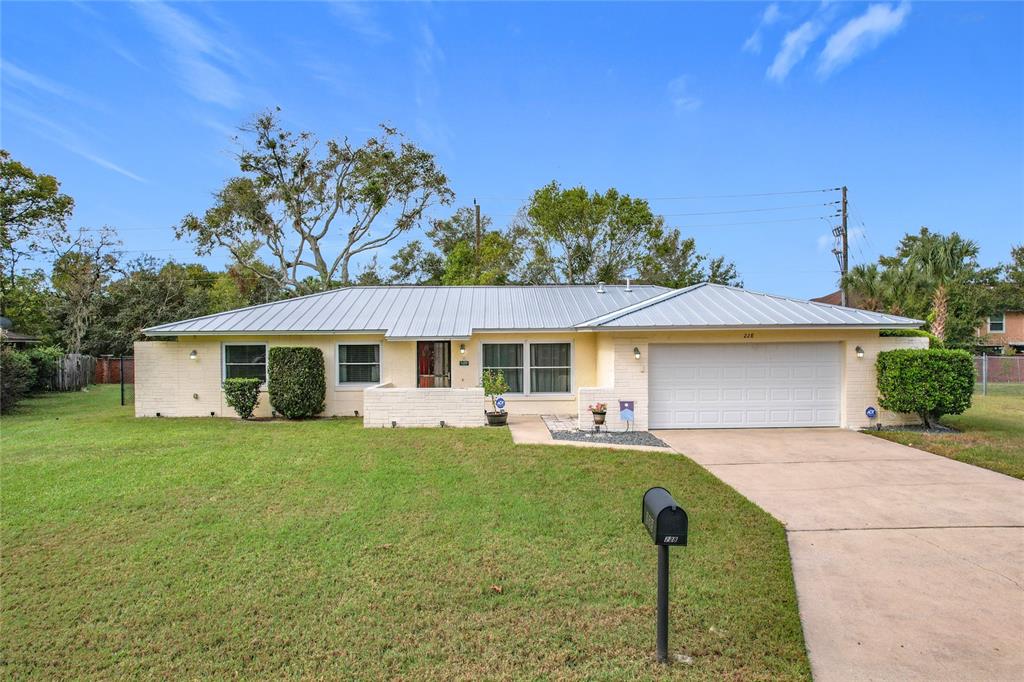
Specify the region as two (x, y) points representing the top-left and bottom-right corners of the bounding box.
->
(655, 428), (1024, 682)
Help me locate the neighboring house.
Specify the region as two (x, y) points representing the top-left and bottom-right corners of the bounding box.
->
(975, 310), (1024, 352)
(137, 283), (926, 430)
(0, 316), (40, 349)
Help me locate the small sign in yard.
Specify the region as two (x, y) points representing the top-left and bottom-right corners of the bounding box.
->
(495, 397), (506, 410)
(866, 406), (877, 419)
(620, 400), (634, 424)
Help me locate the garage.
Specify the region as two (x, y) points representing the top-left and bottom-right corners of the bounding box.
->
(648, 342), (841, 429)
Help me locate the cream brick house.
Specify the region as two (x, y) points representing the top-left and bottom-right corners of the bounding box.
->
(137, 283), (926, 430)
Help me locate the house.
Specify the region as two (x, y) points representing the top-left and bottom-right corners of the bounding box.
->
(975, 310), (1024, 353)
(0, 317), (41, 349)
(136, 283), (927, 430)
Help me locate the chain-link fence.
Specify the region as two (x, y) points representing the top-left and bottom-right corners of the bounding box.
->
(975, 355), (1024, 396)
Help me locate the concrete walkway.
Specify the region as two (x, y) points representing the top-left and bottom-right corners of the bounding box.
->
(655, 428), (1024, 682)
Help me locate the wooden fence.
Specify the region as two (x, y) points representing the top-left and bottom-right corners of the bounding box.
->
(48, 353), (97, 392)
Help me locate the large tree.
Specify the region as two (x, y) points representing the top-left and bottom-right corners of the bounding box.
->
(51, 228), (120, 354)
(522, 182), (664, 284)
(177, 110), (453, 292)
(0, 150), (74, 316)
(638, 228), (741, 289)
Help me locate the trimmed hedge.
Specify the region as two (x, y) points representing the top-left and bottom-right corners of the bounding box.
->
(876, 348), (973, 428)
(1, 347), (35, 414)
(223, 377), (262, 419)
(879, 329), (943, 348)
(268, 347), (325, 419)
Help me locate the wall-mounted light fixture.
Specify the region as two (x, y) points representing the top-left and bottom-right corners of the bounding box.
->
(459, 343), (466, 355)
(634, 346), (642, 360)
(189, 350), (198, 360)
(855, 346), (865, 358)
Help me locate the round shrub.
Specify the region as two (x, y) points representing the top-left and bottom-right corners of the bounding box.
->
(268, 347), (325, 419)
(223, 377), (262, 420)
(1, 347), (35, 414)
(876, 348), (974, 428)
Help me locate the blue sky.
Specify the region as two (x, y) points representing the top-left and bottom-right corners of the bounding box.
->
(2, 1), (1022, 298)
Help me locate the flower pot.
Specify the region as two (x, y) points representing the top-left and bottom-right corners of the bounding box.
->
(592, 411), (607, 425)
(485, 411), (508, 426)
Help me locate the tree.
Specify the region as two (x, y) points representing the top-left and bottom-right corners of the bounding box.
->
(51, 229), (120, 354)
(84, 258), (212, 356)
(177, 110), (453, 292)
(0, 270), (58, 341)
(523, 182), (663, 284)
(638, 228), (741, 288)
(388, 206), (524, 285)
(0, 150), (74, 315)
(897, 228), (990, 342)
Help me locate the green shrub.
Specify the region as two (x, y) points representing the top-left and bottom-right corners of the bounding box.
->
(268, 347), (325, 419)
(1, 347), (35, 414)
(24, 345), (63, 391)
(876, 348), (974, 428)
(223, 377), (262, 419)
(879, 329), (943, 348)
(481, 369), (510, 413)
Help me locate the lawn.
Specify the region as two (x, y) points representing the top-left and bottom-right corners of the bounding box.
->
(870, 390), (1024, 479)
(1, 386), (809, 680)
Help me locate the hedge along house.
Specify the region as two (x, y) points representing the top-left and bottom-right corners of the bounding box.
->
(136, 283), (926, 429)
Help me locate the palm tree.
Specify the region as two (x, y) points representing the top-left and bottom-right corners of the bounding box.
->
(842, 264), (886, 311)
(903, 228), (980, 341)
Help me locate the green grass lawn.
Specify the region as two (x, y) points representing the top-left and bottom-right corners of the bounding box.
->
(1, 386), (809, 680)
(870, 392), (1024, 479)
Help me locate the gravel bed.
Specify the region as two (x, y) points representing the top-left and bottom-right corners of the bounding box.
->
(549, 429), (669, 448)
(863, 423), (958, 435)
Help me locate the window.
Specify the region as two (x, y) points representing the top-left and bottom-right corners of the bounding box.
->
(338, 344), (380, 384)
(223, 344), (267, 382)
(989, 314), (1005, 333)
(417, 341), (451, 388)
(482, 343), (524, 393)
(530, 343), (571, 393)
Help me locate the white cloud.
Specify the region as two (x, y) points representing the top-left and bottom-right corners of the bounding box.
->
(818, 2), (911, 77)
(329, 1), (391, 42)
(767, 20), (824, 82)
(1, 60), (102, 109)
(667, 75), (702, 113)
(6, 103), (146, 183)
(132, 1), (244, 108)
(743, 3), (782, 54)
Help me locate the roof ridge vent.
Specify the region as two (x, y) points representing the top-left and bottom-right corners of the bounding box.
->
(625, 278), (632, 292)
(597, 281), (605, 293)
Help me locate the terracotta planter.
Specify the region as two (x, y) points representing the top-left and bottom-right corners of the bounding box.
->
(485, 411), (508, 426)
(592, 411), (607, 425)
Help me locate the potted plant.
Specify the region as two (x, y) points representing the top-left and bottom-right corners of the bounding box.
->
(589, 402), (608, 427)
(482, 369), (510, 426)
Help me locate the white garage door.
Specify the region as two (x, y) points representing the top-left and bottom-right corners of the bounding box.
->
(649, 343), (841, 429)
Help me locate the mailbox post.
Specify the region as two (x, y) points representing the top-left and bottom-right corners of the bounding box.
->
(641, 487), (688, 663)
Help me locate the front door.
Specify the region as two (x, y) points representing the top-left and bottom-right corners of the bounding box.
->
(417, 341), (452, 388)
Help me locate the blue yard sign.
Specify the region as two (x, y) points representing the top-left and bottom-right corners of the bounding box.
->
(495, 397), (506, 410)
(619, 400), (635, 423)
(865, 406), (877, 419)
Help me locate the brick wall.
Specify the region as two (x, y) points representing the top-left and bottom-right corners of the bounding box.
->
(94, 356), (134, 384)
(363, 383), (486, 427)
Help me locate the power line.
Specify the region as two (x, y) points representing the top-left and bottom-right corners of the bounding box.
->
(662, 201), (840, 217)
(649, 187), (841, 200)
(678, 215), (838, 229)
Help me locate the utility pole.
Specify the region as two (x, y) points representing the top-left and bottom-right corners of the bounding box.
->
(841, 185), (849, 306)
(473, 199), (481, 258)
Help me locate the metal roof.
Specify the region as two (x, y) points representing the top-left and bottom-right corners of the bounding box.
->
(575, 283), (923, 329)
(143, 285), (670, 338)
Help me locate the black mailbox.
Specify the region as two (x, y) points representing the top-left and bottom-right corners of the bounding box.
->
(642, 487), (688, 546)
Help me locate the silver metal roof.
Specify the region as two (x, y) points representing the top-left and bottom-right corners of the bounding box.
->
(143, 285), (670, 338)
(575, 283), (923, 329)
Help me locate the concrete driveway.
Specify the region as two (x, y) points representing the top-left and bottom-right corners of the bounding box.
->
(655, 428), (1024, 682)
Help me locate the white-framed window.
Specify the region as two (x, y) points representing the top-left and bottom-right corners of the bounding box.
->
(530, 342), (572, 393)
(223, 343), (268, 382)
(482, 343), (524, 393)
(989, 313), (1005, 333)
(337, 343), (381, 384)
